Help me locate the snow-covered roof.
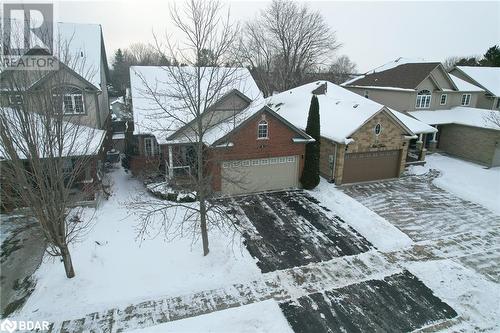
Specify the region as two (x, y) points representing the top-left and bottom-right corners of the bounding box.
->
(409, 107), (500, 131)
(0, 108), (106, 160)
(342, 57), (439, 88)
(57, 23), (105, 90)
(0, 21), (106, 90)
(390, 109), (437, 134)
(266, 81), (436, 143)
(110, 97), (125, 105)
(130, 66), (263, 144)
(449, 74), (484, 92)
(454, 66), (500, 96)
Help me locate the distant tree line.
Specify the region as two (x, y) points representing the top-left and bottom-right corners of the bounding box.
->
(443, 45), (500, 71)
(109, 0), (360, 97)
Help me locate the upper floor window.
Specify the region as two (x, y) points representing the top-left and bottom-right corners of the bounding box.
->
(461, 94), (471, 106)
(258, 120), (268, 139)
(496, 98), (500, 109)
(374, 123), (382, 135)
(440, 94), (447, 105)
(53, 87), (85, 115)
(415, 90), (431, 109)
(364, 90), (369, 99)
(8, 94), (23, 106)
(144, 137), (159, 156)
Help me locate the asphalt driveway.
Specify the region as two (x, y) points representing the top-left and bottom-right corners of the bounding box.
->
(228, 190), (373, 273)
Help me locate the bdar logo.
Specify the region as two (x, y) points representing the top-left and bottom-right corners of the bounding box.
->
(0, 319), (17, 333)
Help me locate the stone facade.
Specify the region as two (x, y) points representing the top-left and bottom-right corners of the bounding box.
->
(438, 124), (500, 166)
(329, 110), (410, 185)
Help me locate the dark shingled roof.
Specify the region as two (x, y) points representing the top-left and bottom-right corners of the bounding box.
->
(347, 62), (441, 89)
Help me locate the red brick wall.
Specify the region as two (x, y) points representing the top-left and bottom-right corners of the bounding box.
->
(209, 112), (307, 191)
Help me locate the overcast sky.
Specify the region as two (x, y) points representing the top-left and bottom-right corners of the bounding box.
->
(56, 0), (500, 72)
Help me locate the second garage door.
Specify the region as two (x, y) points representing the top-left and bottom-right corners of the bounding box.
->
(221, 155), (299, 195)
(342, 150), (401, 184)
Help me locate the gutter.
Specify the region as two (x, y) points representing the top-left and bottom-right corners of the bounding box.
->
(404, 135), (418, 140)
(292, 138), (315, 143)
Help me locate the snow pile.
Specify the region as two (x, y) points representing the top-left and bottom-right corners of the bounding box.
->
(14, 166), (261, 321)
(408, 154), (500, 215)
(455, 66), (500, 96)
(406, 259), (500, 332)
(146, 181), (196, 202)
(129, 300), (294, 333)
(410, 107), (500, 130)
(307, 179), (413, 251)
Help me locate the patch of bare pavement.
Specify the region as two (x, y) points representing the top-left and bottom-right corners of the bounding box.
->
(280, 271), (457, 333)
(0, 214), (45, 318)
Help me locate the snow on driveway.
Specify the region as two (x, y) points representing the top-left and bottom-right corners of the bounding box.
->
(408, 153), (500, 215)
(14, 165), (261, 322)
(128, 299), (294, 333)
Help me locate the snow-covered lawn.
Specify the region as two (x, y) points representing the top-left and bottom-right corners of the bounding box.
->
(307, 180), (413, 251)
(14, 166), (261, 322)
(408, 153), (500, 215)
(129, 300), (294, 333)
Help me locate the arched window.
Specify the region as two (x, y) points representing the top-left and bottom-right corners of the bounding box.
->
(415, 90), (431, 109)
(52, 86), (85, 114)
(257, 120), (268, 139)
(374, 123), (382, 135)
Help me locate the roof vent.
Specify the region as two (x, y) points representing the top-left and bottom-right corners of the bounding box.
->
(353, 104), (359, 108)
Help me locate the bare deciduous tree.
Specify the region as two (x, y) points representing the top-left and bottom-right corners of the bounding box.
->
(127, 0), (253, 256)
(329, 55), (358, 84)
(0, 25), (103, 278)
(238, 0), (341, 95)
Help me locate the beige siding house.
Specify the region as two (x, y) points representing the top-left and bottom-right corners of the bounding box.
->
(343, 58), (500, 167)
(449, 66), (500, 110)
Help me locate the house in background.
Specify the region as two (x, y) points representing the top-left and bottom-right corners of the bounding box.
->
(343, 58), (500, 167)
(109, 96), (131, 152)
(0, 23), (112, 208)
(449, 66), (500, 110)
(129, 66), (313, 195)
(267, 81), (437, 185)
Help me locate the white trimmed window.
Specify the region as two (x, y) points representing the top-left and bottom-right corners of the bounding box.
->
(374, 123), (382, 135)
(53, 87), (85, 114)
(257, 120), (268, 139)
(144, 137), (159, 156)
(415, 90), (432, 109)
(461, 94), (471, 106)
(440, 94), (447, 105)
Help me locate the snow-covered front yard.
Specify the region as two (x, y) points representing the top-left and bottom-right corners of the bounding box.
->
(408, 153), (500, 215)
(13, 166), (262, 322)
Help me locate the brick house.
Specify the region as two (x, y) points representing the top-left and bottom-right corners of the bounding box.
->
(267, 81), (436, 185)
(343, 58), (500, 167)
(129, 66), (313, 195)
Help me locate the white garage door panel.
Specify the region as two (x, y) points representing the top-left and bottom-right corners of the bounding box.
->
(221, 155), (299, 195)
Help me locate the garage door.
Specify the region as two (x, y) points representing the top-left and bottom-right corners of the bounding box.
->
(221, 155), (299, 195)
(343, 150), (401, 184)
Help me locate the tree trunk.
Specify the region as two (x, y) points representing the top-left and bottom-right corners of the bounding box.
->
(199, 198), (209, 256)
(61, 245), (75, 278)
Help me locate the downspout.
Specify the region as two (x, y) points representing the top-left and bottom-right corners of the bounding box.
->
(332, 143), (337, 182)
